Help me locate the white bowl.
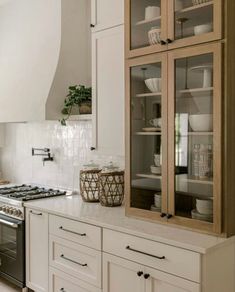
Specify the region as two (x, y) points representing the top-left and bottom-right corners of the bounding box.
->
(145, 78), (162, 93)
(154, 193), (162, 208)
(189, 114), (213, 132)
(196, 199), (213, 215)
(194, 23), (212, 35)
(148, 27), (161, 45)
(150, 165), (161, 175)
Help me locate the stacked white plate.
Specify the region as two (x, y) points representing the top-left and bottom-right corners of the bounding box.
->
(191, 209), (213, 222)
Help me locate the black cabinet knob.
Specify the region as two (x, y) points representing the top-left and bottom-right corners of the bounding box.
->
(144, 274), (150, 279)
(160, 40), (167, 45)
(90, 24), (95, 28)
(90, 147), (96, 151)
(160, 213), (166, 218)
(166, 38), (173, 44)
(137, 271), (143, 277)
(167, 214), (173, 219)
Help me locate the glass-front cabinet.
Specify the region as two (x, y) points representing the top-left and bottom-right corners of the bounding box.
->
(126, 43), (222, 233)
(126, 54), (168, 221)
(126, 0), (222, 58)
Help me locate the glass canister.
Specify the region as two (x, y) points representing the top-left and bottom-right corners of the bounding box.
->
(98, 162), (124, 207)
(80, 161), (101, 202)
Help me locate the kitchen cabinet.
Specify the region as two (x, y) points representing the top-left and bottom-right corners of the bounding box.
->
(91, 0), (124, 32)
(26, 208), (48, 292)
(126, 0), (222, 58)
(92, 25), (125, 155)
(125, 0), (235, 236)
(103, 253), (200, 292)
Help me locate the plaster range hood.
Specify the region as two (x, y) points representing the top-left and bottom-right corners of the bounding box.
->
(0, 0), (91, 122)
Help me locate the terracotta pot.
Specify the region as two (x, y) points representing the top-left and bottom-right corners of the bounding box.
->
(79, 101), (92, 114)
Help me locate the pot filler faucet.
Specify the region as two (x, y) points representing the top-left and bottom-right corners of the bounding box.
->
(32, 148), (54, 166)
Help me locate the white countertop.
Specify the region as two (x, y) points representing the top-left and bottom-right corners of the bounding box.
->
(24, 195), (234, 254)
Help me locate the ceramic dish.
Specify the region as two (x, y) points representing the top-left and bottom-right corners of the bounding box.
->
(142, 127), (161, 132)
(192, 0), (210, 6)
(150, 165), (161, 175)
(194, 23), (213, 35)
(145, 77), (162, 92)
(150, 205), (161, 212)
(189, 114), (213, 132)
(148, 27), (161, 46)
(191, 209), (213, 222)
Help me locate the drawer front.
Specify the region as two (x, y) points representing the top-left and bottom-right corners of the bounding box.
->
(103, 229), (201, 283)
(49, 214), (101, 250)
(49, 267), (101, 292)
(49, 235), (102, 288)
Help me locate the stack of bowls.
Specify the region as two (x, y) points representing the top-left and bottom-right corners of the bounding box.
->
(189, 114), (213, 132)
(148, 27), (161, 45)
(191, 198), (213, 222)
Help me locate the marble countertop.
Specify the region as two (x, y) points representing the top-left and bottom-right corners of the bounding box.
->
(24, 195), (234, 254)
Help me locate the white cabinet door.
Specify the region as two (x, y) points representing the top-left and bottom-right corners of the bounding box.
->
(91, 0), (124, 32)
(92, 25), (125, 156)
(145, 266), (201, 292)
(103, 253), (144, 292)
(26, 209), (49, 292)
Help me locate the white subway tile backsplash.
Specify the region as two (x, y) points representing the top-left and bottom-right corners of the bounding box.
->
(0, 121), (124, 190)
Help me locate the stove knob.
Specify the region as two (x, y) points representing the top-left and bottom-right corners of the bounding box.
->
(5, 206), (10, 213)
(0, 206), (3, 211)
(2, 206), (6, 212)
(9, 208), (13, 214)
(13, 209), (20, 216)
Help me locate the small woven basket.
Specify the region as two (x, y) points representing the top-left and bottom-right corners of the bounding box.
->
(98, 170), (124, 207)
(80, 169), (101, 202)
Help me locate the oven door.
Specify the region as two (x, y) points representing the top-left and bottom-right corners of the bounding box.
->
(0, 214), (25, 287)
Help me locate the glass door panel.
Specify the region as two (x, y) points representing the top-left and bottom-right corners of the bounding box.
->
(129, 56), (167, 216)
(168, 44), (222, 232)
(129, 0), (167, 56)
(168, 0), (221, 49)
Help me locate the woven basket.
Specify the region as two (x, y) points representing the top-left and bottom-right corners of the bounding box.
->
(98, 171), (124, 207)
(80, 169), (101, 202)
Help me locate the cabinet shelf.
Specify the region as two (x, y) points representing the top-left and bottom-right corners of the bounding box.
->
(136, 173), (162, 180)
(178, 87), (213, 97)
(135, 92), (161, 98)
(179, 175), (213, 185)
(176, 1), (213, 15)
(135, 132), (161, 136)
(135, 16), (161, 26)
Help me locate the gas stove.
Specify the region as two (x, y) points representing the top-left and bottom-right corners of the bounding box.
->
(0, 184), (67, 220)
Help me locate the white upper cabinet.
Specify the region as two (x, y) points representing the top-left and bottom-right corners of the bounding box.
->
(92, 25), (125, 156)
(0, 0), (91, 122)
(91, 0), (124, 32)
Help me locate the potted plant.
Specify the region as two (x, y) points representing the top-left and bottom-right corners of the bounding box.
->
(60, 85), (92, 125)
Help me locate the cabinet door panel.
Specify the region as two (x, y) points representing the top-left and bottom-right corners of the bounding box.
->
(92, 26), (125, 155)
(168, 43), (222, 233)
(26, 209), (48, 292)
(126, 53), (168, 221)
(167, 0), (222, 50)
(91, 0), (124, 31)
(103, 253), (144, 292)
(145, 266), (200, 292)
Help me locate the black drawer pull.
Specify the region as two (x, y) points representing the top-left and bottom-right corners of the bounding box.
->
(144, 273), (150, 279)
(60, 289), (65, 292)
(126, 246), (165, 260)
(60, 254), (87, 267)
(30, 210), (42, 216)
(137, 271), (143, 277)
(59, 226), (86, 237)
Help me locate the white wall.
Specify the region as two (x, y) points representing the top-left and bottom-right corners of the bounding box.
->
(0, 122), (124, 190)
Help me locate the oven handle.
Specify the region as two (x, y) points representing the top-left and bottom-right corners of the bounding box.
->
(0, 218), (19, 229)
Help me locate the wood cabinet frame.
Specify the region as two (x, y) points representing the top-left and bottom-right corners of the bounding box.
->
(167, 42), (222, 234)
(125, 0), (222, 58)
(125, 53), (168, 222)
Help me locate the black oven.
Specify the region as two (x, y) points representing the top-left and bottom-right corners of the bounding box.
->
(0, 214), (25, 288)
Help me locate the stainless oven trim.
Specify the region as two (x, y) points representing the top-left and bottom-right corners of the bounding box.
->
(0, 218), (19, 229)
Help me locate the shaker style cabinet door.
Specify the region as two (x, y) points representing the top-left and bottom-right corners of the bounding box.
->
(144, 265), (200, 292)
(26, 209), (49, 292)
(103, 253), (144, 292)
(167, 43), (222, 234)
(91, 0), (124, 32)
(92, 25), (125, 155)
(125, 53), (168, 222)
